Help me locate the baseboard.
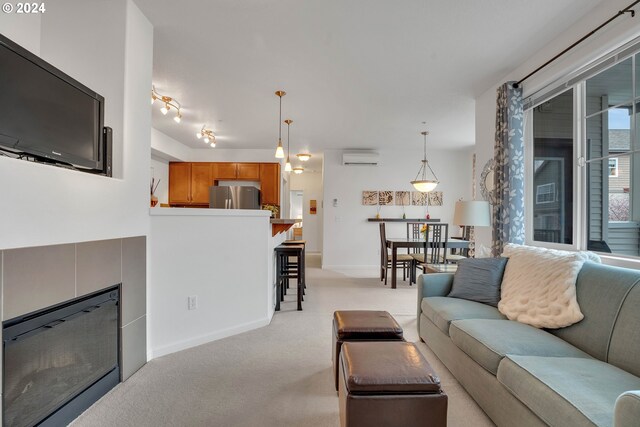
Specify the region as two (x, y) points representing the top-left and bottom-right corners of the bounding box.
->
(149, 317), (271, 359)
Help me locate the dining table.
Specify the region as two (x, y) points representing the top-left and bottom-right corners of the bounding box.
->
(385, 237), (470, 289)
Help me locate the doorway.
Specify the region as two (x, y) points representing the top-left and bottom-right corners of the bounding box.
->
(290, 190), (303, 240)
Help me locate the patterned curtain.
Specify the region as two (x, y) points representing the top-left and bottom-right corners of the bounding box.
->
(492, 82), (525, 256)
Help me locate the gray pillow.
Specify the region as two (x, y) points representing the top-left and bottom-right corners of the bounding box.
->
(447, 257), (508, 307)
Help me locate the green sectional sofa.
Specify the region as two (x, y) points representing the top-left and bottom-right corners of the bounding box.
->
(417, 262), (640, 427)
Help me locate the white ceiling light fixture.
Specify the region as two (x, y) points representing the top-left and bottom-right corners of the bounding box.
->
(151, 85), (182, 123)
(411, 131), (439, 192)
(196, 125), (216, 147)
(284, 119), (293, 172)
(296, 153), (311, 162)
(293, 167), (304, 174)
(274, 90), (285, 158)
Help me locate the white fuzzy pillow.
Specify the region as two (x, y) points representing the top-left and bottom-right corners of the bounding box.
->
(499, 244), (600, 329)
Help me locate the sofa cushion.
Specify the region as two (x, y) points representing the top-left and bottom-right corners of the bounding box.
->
(450, 319), (590, 375)
(447, 257), (508, 307)
(421, 297), (505, 336)
(608, 282), (640, 378)
(550, 262), (640, 362)
(497, 355), (640, 427)
(499, 244), (593, 329)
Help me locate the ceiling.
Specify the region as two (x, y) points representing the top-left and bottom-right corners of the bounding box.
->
(135, 0), (606, 154)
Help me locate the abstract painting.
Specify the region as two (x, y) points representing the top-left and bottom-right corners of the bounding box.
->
(362, 191), (378, 205)
(378, 191), (394, 205)
(395, 191), (410, 206)
(411, 191), (428, 206)
(428, 191), (443, 206)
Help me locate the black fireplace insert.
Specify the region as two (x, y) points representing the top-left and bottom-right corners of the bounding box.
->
(3, 286), (120, 427)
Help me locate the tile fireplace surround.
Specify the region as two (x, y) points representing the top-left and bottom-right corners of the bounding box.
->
(0, 236), (147, 424)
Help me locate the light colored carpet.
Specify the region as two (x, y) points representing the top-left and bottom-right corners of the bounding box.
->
(72, 255), (494, 427)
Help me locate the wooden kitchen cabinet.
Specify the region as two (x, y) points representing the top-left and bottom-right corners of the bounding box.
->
(260, 163), (280, 205)
(168, 162), (192, 204)
(190, 163), (213, 204)
(212, 163), (237, 179)
(237, 163), (260, 180)
(169, 162), (212, 205)
(170, 162), (281, 207)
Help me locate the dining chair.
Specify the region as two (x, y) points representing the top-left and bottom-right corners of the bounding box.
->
(406, 222), (425, 254)
(411, 223), (449, 275)
(379, 223), (413, 286)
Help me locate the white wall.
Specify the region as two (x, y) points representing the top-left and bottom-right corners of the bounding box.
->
(0, 0), (152, 250)
(322, 148), (473, 269)
(148, 209), (283, 358)
(290, 172), (324, 252)
(0, 12), (41, 55)
(474, 0), (640, 251)
(188, 148), (283, 163)
(150, 157), (170, 205)
(151, 127), (191, 161)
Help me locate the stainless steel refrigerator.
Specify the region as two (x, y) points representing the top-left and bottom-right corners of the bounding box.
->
(209, 186), (261, 209)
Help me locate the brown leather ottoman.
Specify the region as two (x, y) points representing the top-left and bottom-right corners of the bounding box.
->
(332, 311), (404, 390)
(339, 342), (447, 427)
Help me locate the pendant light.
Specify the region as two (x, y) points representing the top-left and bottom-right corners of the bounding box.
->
(274, 91), (286, 158)
(284, 119), (293, 172)
(411, 131), (439, 192)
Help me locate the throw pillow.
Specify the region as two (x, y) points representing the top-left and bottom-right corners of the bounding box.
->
(498, 244), (600, 329)
(448, 257), (508, 307)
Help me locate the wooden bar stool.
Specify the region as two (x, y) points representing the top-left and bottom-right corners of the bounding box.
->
(274, 244), (304, 311)
(282, 240), (306, 292)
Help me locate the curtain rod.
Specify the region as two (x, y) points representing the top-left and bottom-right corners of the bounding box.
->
(513, 0), (640, 89)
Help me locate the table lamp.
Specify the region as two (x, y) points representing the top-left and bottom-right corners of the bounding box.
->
(453, 200), (491, 242)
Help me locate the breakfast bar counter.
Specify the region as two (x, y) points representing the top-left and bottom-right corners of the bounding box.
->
(148, 207), (286, 357)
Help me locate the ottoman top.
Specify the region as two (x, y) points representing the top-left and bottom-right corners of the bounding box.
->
(333, 310), (403, 340)
(341, 342), (441, 394)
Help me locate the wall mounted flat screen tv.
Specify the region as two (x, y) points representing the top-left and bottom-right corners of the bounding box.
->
(0, 33), (105, 172)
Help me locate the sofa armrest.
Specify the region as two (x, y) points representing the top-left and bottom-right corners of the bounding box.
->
(615, 391), (640, 427)
(417, 273), (454, 320)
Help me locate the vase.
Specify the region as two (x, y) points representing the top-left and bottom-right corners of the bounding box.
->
(150, 195), (158, 207)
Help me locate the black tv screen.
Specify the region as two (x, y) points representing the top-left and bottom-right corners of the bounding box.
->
(0, 33), (104, 171)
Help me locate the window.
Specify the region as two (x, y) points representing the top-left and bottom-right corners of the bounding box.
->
(536, 183), (556, 204)
(531, 90), (573, 245)
(526, 49), (640, 257)
(608, 158), (619, 177)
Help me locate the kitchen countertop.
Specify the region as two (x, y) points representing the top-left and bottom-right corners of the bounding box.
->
(269, 218), (301, 236)
(149, 207), (270, 217)
(269, 218), (302, 224)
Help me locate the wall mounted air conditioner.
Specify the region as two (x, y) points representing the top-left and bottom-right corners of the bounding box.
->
(342, 150), (380, 166)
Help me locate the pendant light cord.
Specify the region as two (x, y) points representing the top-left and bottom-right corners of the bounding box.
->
(287, 122), (290, 157)
(278, 96), (282, 142)
(414, 132), (439, 182)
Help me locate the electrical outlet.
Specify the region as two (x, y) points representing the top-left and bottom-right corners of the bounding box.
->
(188, 295), (198, 310)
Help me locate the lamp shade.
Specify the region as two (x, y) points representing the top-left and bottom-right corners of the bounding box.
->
(411, 180), (438, 192)
(453, 200), (490, 227)
(275, 142), (285, 158)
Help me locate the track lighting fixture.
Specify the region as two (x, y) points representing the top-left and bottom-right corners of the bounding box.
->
(196, 125), (216, 148)
(151, 85), (182, 124)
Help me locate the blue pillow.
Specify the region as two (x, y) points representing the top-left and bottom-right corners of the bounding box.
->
(447, 257), (508, 307)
